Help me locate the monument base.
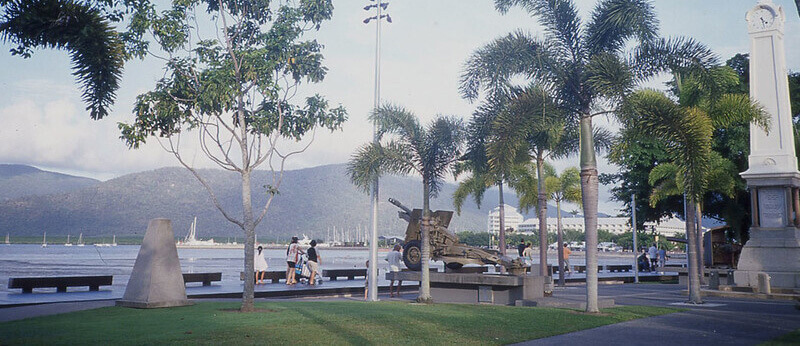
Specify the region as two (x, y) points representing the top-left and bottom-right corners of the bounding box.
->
(386, 271), (545, 305)
(116, 299), (193, 309)
(734, 226), (800, 289)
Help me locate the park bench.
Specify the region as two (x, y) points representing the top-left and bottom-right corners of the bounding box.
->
(182, 272), (222, 286)
(323, 268), (366, 280)
(240, 271), (286, 283)
(606, 265), (632, 272)
(8, 275), (112, 293)
(574, 265), (601, 273)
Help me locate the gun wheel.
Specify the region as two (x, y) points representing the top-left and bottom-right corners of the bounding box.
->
(403, 240), (422, 271)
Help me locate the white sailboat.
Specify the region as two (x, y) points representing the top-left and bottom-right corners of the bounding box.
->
(4, 233), (9, 245)
(176, 217), (217, 248)
(111, 235), (117, 246)
(77, 233), (85, 247)
(64, 234), (73, 246)
(41, 232), (47, 247)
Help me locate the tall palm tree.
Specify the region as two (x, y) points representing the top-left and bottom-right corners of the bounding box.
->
(461, 0), (716, 312)
(348, 104), (465, 303)
(547, 167), (582, 287)
(622, 67), (768, 303)
(1, 0), (125, 119)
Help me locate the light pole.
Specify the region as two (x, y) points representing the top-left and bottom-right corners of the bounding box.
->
(631, 194), (638, 283)
(363, 0), (391, 302)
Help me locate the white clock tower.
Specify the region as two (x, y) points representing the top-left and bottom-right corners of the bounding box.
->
(735, 0), (800, 289)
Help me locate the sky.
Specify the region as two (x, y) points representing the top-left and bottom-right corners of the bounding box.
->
(0, 0), (798, 216)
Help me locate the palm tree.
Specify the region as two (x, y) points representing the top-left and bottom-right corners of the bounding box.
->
(461, 0), (716, 312)
(348, 104), (465, 303)
(1, 0), (125, 119)
(454, 95), (525, 262)
(622, 67), (768, 303)
(547, 167), (582, 287)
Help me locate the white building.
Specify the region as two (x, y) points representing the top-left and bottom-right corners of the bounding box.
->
(516, 215), (691, 237)
(487, 204), (524, 234)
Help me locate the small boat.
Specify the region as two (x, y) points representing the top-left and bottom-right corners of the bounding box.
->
(176, 217), (218, 248)
(4, 233), (9, 245)
(77, 233), (85, 247)
(41, 232), (47, 247)
(64, 234), (73, 247)
(111, 234), (117, 247)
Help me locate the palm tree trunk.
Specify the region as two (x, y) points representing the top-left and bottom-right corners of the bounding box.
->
(556, 198), (565, 287)
(536, 155), (548, 277)
(686, 196), (703, 303)
(579, 114), (599, 313)
(498, 181), (507, 273)
(418, 179), (432, 303)
(695, 202), (705, 284)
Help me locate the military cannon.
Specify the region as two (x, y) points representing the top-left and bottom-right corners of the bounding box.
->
(388, 198), (525, 274)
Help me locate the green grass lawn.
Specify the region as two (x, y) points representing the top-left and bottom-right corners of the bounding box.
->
(763, 328), (800, 345)
(0, 301), (680, 345)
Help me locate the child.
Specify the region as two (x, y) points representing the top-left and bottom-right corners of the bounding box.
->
(364, 260), (370, 300)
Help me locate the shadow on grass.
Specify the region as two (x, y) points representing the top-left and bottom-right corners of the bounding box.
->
(295, 307), (373, 345)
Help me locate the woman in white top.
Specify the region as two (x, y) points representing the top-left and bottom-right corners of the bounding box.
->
(285, 236), (303, 285)
(255, 246), (269, 284)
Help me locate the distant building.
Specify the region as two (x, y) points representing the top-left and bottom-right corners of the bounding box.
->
(516, 215), (694, 237)
(487, 204), (524, 234)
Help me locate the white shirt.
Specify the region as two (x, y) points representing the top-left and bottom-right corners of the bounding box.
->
(286, 243), (300, 262)
(385, 250), (403, 272)
(648, 246), (657, 259)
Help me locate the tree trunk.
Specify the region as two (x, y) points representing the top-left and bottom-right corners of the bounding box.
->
(579, 114), (599, 313)
(686, 196), (703, 303)
(241, 168), (256, 312)
(695, 202), (705, 285)
(418, 179), (432, 303)
(556, 198), (565, 287)
(498, 181), (507, 273)
(536, 155), (548, 277)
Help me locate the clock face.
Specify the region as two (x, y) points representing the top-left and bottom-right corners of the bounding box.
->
(752, 7), (776, 30)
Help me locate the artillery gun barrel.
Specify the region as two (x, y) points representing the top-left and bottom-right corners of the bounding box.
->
(388, 198), (412, 214)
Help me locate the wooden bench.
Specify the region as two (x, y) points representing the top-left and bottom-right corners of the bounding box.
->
(574, 265), (601, 274)
(606, 265), (632, 272)
(182, 272), (221, 286)
(323, 268), (367, 280)
(240, 271), (286, 283)
(8, 275), (113, 293)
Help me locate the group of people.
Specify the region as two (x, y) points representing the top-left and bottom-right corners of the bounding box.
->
(253, 236), (322, 285)
(517, 241), (573, 275)
(638, 244), (666, 272)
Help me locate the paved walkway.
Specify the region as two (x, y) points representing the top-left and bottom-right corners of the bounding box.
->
(517, 284), (800, 345)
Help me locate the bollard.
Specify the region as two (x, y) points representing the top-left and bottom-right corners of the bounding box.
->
(709, 270), (720, 290)
(726, 270), (736, 285)
(757, 272), (771, 294)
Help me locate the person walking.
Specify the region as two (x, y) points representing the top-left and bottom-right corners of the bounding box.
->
(658, 247), (667, 269)
(255, 245), (269, 285)
(286, 236), (303, 285)
(517, 240), (527, 259)
(307, 240), (321, 285)
(385, 244), (404, 297)
(648, 244), (658, 272)
(522, 242), (533, 267)
(562, 243), (572, 276)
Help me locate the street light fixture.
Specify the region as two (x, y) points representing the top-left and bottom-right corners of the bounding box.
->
(363, 0), (391, 303)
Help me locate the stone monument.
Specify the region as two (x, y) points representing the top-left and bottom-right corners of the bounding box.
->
(735, 0), (800, 289)
(117, 218), (192, 308)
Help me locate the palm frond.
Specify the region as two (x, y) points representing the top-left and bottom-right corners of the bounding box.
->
(459, 30), (550, 101)
(495, 0), (583, 62)
(584, 0), (658, 55)
(586, 52), (633, 102)
(708, 93), (769, 131)
(631, 37), (718, 83)
(346, 142), (384, 194)
(453, 174), (489, 215)
(1, 0), (124, 119)
(422, 115), (465, 198)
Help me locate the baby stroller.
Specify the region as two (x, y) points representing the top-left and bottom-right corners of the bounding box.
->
(295, 253), (322, 285)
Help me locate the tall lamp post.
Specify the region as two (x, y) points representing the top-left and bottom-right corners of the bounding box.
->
(363, 0), (391, 302)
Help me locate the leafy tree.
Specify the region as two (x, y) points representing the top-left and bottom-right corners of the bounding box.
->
(461, 0), (713, 312)
(0, 0), (128, 119)
(118, 0), (346, 311)
(348, 104), (465, 303)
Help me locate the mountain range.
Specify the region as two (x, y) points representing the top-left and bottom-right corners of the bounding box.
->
(0, 163), (593, 239)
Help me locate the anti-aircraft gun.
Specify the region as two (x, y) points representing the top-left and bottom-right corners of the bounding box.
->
(388, 198), (525, 275)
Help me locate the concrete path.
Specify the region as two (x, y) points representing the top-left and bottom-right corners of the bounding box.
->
(517, 284), (800, 345)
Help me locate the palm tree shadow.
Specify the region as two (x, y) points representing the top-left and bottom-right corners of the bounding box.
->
(295, 308), (372, 345)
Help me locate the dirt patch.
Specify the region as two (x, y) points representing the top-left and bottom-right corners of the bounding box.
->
(219, 308), (280, 313)
(567, 310), (612, 317)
